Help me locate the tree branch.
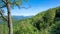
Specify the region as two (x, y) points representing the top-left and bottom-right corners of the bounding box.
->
(0, 9), (8, 21)
(0, 13), (8, 21)
(0, 5), (6, 8)
(0, 0), (7, 8)
(2, 0), (6, 4)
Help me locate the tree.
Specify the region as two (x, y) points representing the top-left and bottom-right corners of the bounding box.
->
(44, 9), (56, 26)
(0, 0), (28, 34)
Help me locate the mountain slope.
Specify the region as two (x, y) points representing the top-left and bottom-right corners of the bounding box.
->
(15, 6), (60, 34)
(0, 6), (60, 34)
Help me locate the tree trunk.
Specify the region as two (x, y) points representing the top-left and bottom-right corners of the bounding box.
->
(7, 3), (13, 34)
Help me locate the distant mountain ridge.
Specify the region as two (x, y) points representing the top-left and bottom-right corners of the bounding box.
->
(12, 16), (32, 20)
(0, 16), (32, 23)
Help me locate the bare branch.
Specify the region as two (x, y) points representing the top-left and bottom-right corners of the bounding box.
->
(0, 14), (8, 21)
(0, 9), (8, 21)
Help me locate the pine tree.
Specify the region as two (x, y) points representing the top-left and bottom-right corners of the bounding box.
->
(0, 0), (28, 34)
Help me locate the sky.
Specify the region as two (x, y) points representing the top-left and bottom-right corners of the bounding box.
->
(5, 0), (60, 16)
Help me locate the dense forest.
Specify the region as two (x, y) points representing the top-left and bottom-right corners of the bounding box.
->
(0, 6), (60, 34)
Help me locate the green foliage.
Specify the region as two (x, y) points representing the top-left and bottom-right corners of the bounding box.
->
(14, 21), (39, 34)
(13, 6), (60, 34)
(1, 6), (60, 34)
(49, 21), (60, 34)
(44, 9), (56, 26)
(0, 0), (28, 8)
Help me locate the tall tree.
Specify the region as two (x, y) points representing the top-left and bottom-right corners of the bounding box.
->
(0, 0), (28, 34)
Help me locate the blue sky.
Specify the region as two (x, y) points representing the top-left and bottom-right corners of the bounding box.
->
(5, 0), (60, 16)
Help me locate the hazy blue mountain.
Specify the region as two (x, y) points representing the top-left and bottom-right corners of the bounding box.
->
(12, 16), (32, 20)
(0, 16), (32, 24)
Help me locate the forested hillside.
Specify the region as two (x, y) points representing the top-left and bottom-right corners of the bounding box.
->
(0, 6), (60, 34)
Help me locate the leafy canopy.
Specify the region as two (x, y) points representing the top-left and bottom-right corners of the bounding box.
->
(0, 0), (28, 9)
